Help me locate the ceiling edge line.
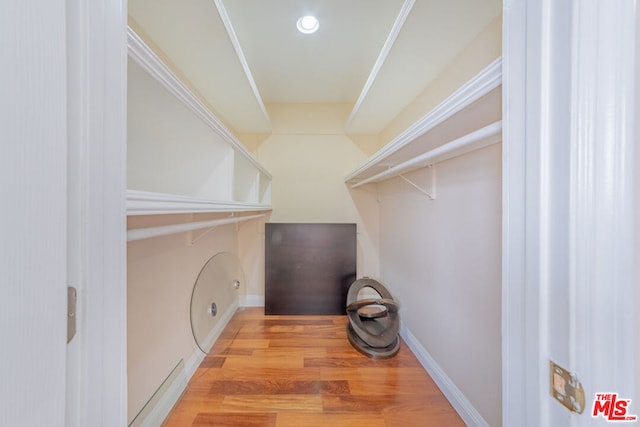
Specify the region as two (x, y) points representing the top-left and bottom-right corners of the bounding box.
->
(213, 0), (272, 131)
(344, 0), (416, 132)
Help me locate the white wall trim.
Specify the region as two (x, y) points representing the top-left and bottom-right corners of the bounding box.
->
(131, 361), (188, 427)
(568, 0), (636, 408)
(212, 0), (272, 131)
(345, 0), (416, 131)
(399, 322), (489, 427)
(127, 28), (271, 179)
(501, 0), (534, 424)
(65, 0), (128, 425)
(240, 294), (265, 307)
(345, 57), (502, 182)
(139, 376), (187, 427)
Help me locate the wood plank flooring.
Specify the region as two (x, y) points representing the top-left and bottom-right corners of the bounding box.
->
(163, 307), (464, 427)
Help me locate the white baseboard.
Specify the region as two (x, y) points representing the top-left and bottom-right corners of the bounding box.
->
(130, 360), (187, 427)
(134, 299), (239, 427)
(399, 321), (489, 427)
(240, 294), (265, 307)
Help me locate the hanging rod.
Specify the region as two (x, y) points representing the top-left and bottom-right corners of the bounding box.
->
(127, 213), (266, 242)
(351, 120), (502, 189)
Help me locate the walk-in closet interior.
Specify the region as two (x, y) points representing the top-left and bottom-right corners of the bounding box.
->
(126, 0), (503, 425)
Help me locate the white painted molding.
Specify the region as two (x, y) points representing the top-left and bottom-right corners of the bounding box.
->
(64, 0), (129, 425)
(135, 362), (188, 427)
(345, 57), (502, 183)
(127, 190), (272, 216)
(351, 120), (502, 187)
(501, 0), (530, 425)
(183, 352), (206, 393)
(345, 0), (416, 130)
(213, 0), (272, 131)
(240, 294), (265, 307)
(568, 0), (636, 411)
(399, 322), (489, 427)
(127, 28), (271, 179)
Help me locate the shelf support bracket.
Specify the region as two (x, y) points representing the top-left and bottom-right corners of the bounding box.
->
(189, 213), (235, 245)
(398, 165), (436, 199)
(189, 225), (219, 245)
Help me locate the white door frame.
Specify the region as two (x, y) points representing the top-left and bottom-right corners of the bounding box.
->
(502, 0), (637, 425)
(65, 0), (128, 425)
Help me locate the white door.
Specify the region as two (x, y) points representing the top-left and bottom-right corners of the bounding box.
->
(2, 1), (128, 426)
(1, 1), (69, 426)
(503, 0), (637, 425)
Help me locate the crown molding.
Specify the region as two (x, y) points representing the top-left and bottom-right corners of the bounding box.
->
(127, 28), (271, 179)
(213, 0), (272, 131)
(345, 0), (416, 130)
(346, 57), (502, 183)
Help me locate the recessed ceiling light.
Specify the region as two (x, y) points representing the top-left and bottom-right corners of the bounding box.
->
(296, 15), (319, 34)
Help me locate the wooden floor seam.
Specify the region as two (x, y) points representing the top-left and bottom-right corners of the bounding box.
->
(162, 307), (464, 427)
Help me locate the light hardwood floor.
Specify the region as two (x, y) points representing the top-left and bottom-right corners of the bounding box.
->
(163, 307), (464, 427)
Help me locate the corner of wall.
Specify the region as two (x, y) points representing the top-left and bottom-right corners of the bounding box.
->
(236, 133), (271, 154)
(347, 134), (386, 157)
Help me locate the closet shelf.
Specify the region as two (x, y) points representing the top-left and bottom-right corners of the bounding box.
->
(352, 121), (502, 188)
(346, 57), (502, 187)
(127, 190), (272, 216)
(127, 28), (272, 214)
(127, 27), (270, 179)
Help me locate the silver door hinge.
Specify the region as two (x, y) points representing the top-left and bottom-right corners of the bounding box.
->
(67, 286), (77, 344)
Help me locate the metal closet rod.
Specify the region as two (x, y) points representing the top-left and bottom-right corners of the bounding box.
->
(351, 120), (502, 188)
(127, 213), (266, 242)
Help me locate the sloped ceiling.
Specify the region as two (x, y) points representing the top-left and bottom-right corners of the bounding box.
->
(128, 0), (501, 135)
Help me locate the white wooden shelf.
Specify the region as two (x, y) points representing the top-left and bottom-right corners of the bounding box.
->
(346, 57), (502, 187)
(352, 121), (502, 188)
(127, 27), (272, 215)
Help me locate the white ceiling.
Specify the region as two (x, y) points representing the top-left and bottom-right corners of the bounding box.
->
(128, 0), (501, 135)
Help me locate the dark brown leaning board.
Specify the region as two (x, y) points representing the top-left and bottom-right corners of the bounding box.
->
(264, 223), (357, 315)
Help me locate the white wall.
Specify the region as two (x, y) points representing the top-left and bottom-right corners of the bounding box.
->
(127, 214), (240, 422)
(377, 144), (502, 426)
(238, 217), (269, 305)
(246, 103), (380, 285)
